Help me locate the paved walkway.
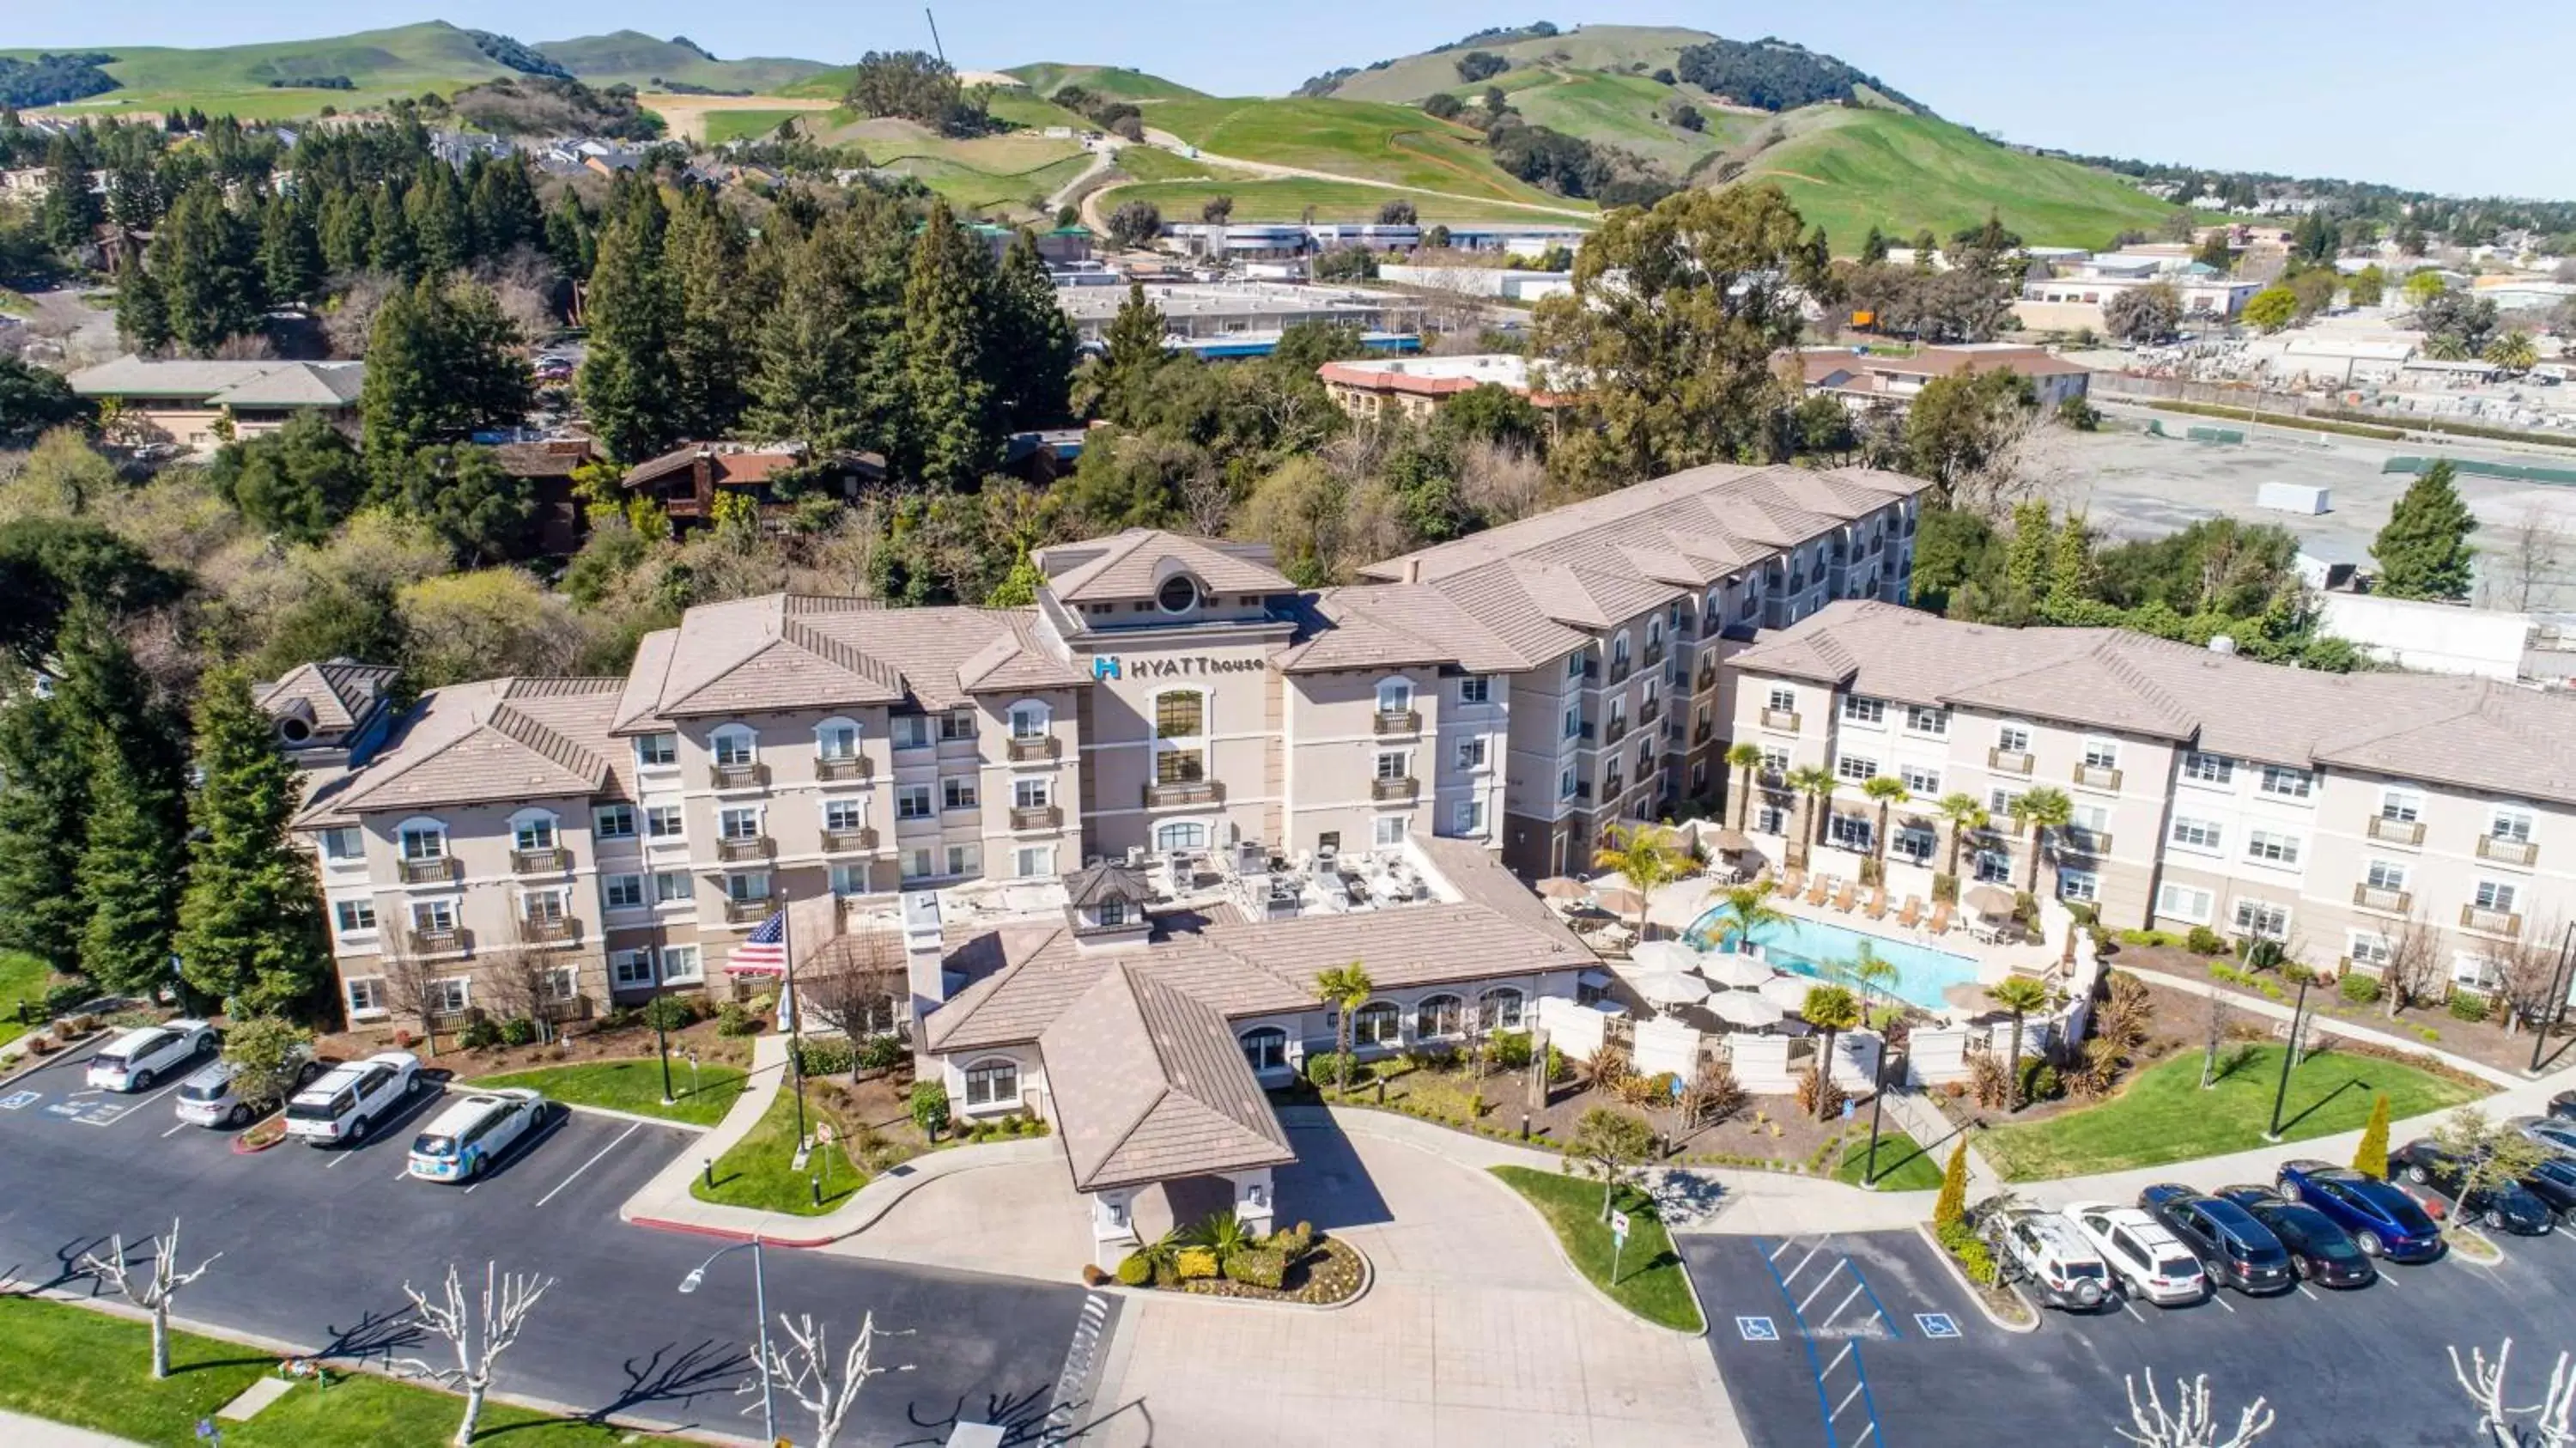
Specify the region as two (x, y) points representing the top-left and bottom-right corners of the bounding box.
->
(0, 1411), (137, 1447)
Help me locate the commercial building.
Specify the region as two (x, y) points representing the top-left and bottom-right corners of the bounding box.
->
(1315, 353), (1570, 423)
(1376, 263), (1574, 303)
(1056, 281), (1425, 359)
(69, 356), (365, 452)
(1799, 344), (2093, 413)
(1728, 600), (2576, 995)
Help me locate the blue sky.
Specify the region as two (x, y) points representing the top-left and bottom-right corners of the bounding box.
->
(19, 3), (2575, 198)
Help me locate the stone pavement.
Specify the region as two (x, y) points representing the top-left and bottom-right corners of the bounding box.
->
(0, 1411), (137, 1447)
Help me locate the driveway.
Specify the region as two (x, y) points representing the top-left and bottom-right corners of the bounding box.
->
(1090, 1115), (1738, 1446)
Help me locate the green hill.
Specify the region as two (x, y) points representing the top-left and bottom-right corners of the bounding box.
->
(534, 32), (828, 93)
(4, 20), (510, 119)
(1327, 24), (1718, 104)
(1005, 64), (1204, 102)
(1145, 96), (1583, 210)
(1437, 67), (1753, 173)
(1725, 107), (2184, 251)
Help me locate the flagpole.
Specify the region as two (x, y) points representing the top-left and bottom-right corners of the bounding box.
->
(781, 890), (807, 1146)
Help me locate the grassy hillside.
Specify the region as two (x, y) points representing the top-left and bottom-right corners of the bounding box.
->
(1730, 108), (2184, 251)
(1458, 69), (1752, 173)
(534, 32), (828, 93)
(9, 20), (507, 119)
(1099, 178), (1581, 225)
(986, 90), (1095, 133)
(701, 108), (809, 144)
(1145, 96), (1583, 210)
(1329, 24), (1716, 104)
(1005, 64), (1204, 101)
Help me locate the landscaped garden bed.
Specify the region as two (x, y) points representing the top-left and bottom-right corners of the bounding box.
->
(320, 992), (759, 1081)
(1489, 1165), (1704, 1332)
(467, 1058), (749, 1127)
(1107, 1214), (1364, 1307)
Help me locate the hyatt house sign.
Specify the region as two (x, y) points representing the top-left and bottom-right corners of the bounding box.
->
(1090, 655), (1267, 681)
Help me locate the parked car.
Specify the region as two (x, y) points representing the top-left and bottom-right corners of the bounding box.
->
(173, 1051), (325, 1129)
(2517, 1155), (2576, 1228)
(2275, 1159), (2445, 1261)
(407, 1089), (549, 1183)
(85, 1020), (218, 1092)
(2512, 1115), (2576, 1156)
(283, 1052), (422, 1147)
(2392, 1139), (2555, 1236)
(2062, 1201), (2209, 1305)
(2547, 1090), (2576, 1123)
(2136, 1184), (2294, 1294)
(1984, 1208), (2116, 1311)
(2212, 1187), (2378, 1288)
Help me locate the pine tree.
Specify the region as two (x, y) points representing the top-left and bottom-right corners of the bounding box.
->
(575, 215), (679, 462)
(173, 667), (329, 1014)
(1097, 282), (1169, 428)
(319, 189), (373, 277)
(743, 222), (868, 452)
(2370, 460), (2478, 600)
(39, 132), (100, 255)
(115, 258), (172, 354)
(368, 185), (417, 279)
(258, 196), (324, 307)
(2044, 512), (2095, 614)
(2002, 498), (2053, 600)
(987, 228), (1076, 431)
(662, 191), (756, 442)
(151, 183), (264, 355)
(1933, 1138), (1970, 1231)
(55, 610), (185, 996)
(900, 202), (999, 490)
(0, 688), (92, 975)
(2352, 1092), (2391, 1179)
(361, 276), (535, 496)
(405, 161), (468, 276)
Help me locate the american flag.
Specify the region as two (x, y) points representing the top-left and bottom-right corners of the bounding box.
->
(730, 909), (789, 975)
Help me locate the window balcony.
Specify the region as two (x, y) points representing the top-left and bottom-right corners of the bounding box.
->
(2367, 815), (2425, 847)
(2478, 836), (2538, 867)
(2461, 903), (2524, 938)
(2073, 763), (2123, 792)
(1371, 776), (1419, 803)
(1607, 659), (1632, 685)
(1638, 698), (1662, 727)
(710, 761), (769, 790)
(716, 836), (774, 864)
(1603, 775), (1627, 798)
(399, 856), (457, 885)
(1693, 722), (1715, 746)
(2351, 883), (2412, 915)
(724, 897), (775, 924)
(1577, 720), (1597, 743)
(1372, 709), (1422, 736)
(1603, 717), (1629, 745)
(816, 755), (872, 782)
(1006, 734), (1060, 763)
(821, 826), (878, 855)
(518, 916), (580, 946)
(1571, 783), (1593, 802)
(1696, 666), (1717, 693)
(1010, 804), (1062, 831)
(1989, 748), (2033, 776)
(510, 846), (570, 875)
(2061, 829), (2112, 858)
(1643, 642), (1666, 669)
(1143, 779), (1224, 809)
(407, 927), (470, 956)
(1760, 707), (1800, 732)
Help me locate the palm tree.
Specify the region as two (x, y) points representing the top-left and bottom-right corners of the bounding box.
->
(1313, 961), (1373, 1094)
(1724, 743), (1765, 830)
(1705, 878), (1788, 950)
(1860, 776), (1911, 879)
(2487, 329), (2539, 373)
(2009, 786), (2075, 897)
(2423, 332), (2471, 362)
(1594, 822), (1683, 940)
(1836, 941), (1900, 1016)
(1986, 976), (2052, 1110)
(1801, 984), (1863, 1120)
(1785, 764), (1838, 867)
(1935, 791), (1988, 883)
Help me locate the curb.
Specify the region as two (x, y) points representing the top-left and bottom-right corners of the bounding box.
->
(546, 1099), (713, 1134)
(621, 1138), (1057, 1246)
(1483, 1163), (1708, 1338)
(628, 1216), (836, 1250)
(1913, 1222), (2038, 1334)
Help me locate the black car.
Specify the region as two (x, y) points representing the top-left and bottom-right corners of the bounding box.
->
(2215, 1186), (2378, 1288)
(2549, 1090), (2576, 1123)
(2519, 1155), (2576, 1228)
(2137, 1183), (2295, 1294)
(2392, 1140), (2555, 1236)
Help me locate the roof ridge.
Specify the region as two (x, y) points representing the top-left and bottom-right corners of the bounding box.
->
(2091, 641), (2196, 730)
(1082, 965), (1178, 1181)
(484, 702), (606, 782)
(779, 618), (904, 693)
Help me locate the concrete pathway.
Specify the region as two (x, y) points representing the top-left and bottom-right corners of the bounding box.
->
(0, 1411), (138, 1447)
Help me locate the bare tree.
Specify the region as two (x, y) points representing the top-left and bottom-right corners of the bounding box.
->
(80, 1219), (222, 1379)
(377, 935), (449, 1051)
(744, 1311), (912, 1448)
(1950, 405), (2083, 520)
(477, 946), (553, 1031)
(2115, 1370), (2275, 1448)
(1180, 467), (1234, 538)
(2452, 1339), (2576, 1447)
(2198, 982), (2236, 1090)
(2485, 917), (2567, 1036)
(2382, 913), (2448, 1019)
(323, 271), (400, 357)
(2491, 507), (2569, 613)
(801, 929), (907, 1048)
(394, 1262), (556, 1448)
(1455, 437), (1552, 526)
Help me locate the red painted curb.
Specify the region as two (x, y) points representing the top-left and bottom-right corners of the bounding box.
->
(230, 1129), (288, 1155)
(627, 1216), (835, 1249)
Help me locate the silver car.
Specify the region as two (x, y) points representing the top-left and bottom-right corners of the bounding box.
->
(173, 1053), (324, 1129)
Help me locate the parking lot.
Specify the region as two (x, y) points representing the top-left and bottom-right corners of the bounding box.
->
(0, 1037), (1109, 1444)
(1685, 1221), (2576, 1448)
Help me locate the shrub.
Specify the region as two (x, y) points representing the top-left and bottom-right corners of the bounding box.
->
(1931, 873), (1958, 904)
(856, 1033), (907, 1073)
(2114, 928), (2181, 948)
(1226, 1246), (1286, 1290)
(42, 982), (90, 1017)
(1488, 1030), (1533, 1070)
(1268, 1224), (1313, 1260)
(2281, 961), (2316, 985)
(2340, 972), (2383, 1006)
(1966, 1052), (2010, 1109)
(640, 995), (696, 1032)
(2185, 926), (2227, 955)
(1936, 1218), (1996, 1285)
(1303, 1051), (1369, 1089)
(497, 1016), (538, 1046)
(457, 1017), (502, 1049)
(796, 1039), (855, 1077)
(2448, 991), (2490, 1023)
(2017, 1056), (2062, 1104)
(1174, 1248), (1219, 1281)
(715, 1001), (761, 1037)
(1794, 1063), (1846, 1117)
(909, 1080), (951, 1138)
(1115, 1252), (1152, 1287)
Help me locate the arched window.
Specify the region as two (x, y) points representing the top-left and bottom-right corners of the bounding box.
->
(1479, 988), (1525, 1031)
(1239, 1026), (1289, 1073)
(507, 808), (559, 852)
(1375, 677), (1414, 715)
(1156, 821), (1208, 853)
(1007, 701), (1050, 739)
(1157, 573), (1201, 614)
(397, 817), (449, 861)
(709, 724), (758, 766)
(1416, 994), (1464, 1038)
(963, 1057), (1020, 1109)
(1610, 631), (1631, 667)
(815, 717), (861, 761)
(1352, 1001), (1402, 1048)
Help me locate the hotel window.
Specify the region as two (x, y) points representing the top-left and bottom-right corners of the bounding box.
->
(1894, 824), (1936, 863)
(942, 776), (978, 812)
(1456, 737), (1487, 770)
(1900, 764), (1941, 796)
(1842, 696), (1885, 726)
(660, 945), (702, 984)
(1760, 746), (1789, 776)
(592, 804), (635, 840)
(2379, 788), (2421, 823)
(601, 874), (646, 910)
(635, 733), (677, 768)
(521, 888), (568, 926)
(817, 720), (861, 761)
(1457, 675), (1491, 704)
(1481, 988), (1525, 1031)
(2366, 860), (2408, 891)
(892, 714), (932, 750)
(1374, 815), (1406, 849)
(411, 899), (456, 934)
(320, 826), (365, 863)
(2476, 879), (2519, 913)
(2082, 739), (2119, 770)
(719, 806), (762, 842)
(1155, 691), (1205, 739)
(2232, 900), (2289, 940)
(1239, 1027), (1289, 1073)
(346, 977), (384, 1015)
(1996, 724), (2030, 754)
(1376, 751), (1410, 782)
(1989, 788), (2024, 818)
(398, 823), (447, 861)
(1013, 778), (1050, 810)
(896, 785), (933, 820)
(1454, 799), (1485, 834)
(1097, 898), (1131, 928)
(1376, 678), (1413, 714)
(429, 978), (470, 1015)
(1415, 994), (1465, 1038)
(901, 848), (933, 881)
(653, 871), (691, 904)
(710, 727), (757, 767)
(647, 805), (684, 840)
(1837, 754), (1875, 783)
(1828, 813), (1873, 852)
(829, 863), (869, 896)
(2492, 806), (2535, 844)
(333, 898), (376, 934)
(1906, 704), (1948, 735)
(1768, 687), (1795, 714)
(1006, 703), (1047, 739)
(1014, 845), (1055, 879)
(1563, 706), (1581, 741)
(1156, 821), (1207, 852)
(2156, 883), (2213, 925)
(2258, 764), (2313, 800)
(823, 798), (866, 832)
(611, 949), (654, 988)
(726, 871), (771, 903)
(1757, 802), (1789, 835)
(945, 843), (981, 877)
(1352, 1001), (1401, 1047)
(963, 1059), (1019, 1108)
(1567, 653), (1586, 681)
(2347, 932), (2392, 970)
(1558, 768), (1577, 801)
(940, 707), (976, 742)
(2057, 868), (2099, 903)
(2169, 817), (2223, 853)
(1610, 634), (1631, 669)
(2245, 830), (2302, 866)
(2181, 751), (2233, 786)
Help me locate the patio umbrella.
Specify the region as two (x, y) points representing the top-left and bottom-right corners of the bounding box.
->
(1701, 950), (1775, 990)
(1707, 827), (1755, 855)
(1709, 992), (1787, 1029)
(1759, 973), (1823, 1012)
(1590, 885), (1648, 919)
(1629, 939), (1702, 975)
(1535, 876), (1591, 903)
(1965, 885), (2018, 918)
(1627, 970), (1713, 1012)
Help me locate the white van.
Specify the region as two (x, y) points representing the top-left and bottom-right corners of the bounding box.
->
(407, 1090), (549, 1183)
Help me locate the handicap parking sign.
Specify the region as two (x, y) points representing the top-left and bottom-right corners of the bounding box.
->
(1915, 1312), (1961, 1340)
(0, 1090), (39, 1110)
(1736, 1316), (1779, 1342)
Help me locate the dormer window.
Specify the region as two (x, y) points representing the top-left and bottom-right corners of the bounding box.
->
(1098, 898), (1130, 928)
(1157, 575), (1200, 613)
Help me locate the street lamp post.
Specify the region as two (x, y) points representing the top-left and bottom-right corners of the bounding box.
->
(2265, 969), (2312, 1142)
(653, 990), (675, 1106)
(677, 1237), (773, 1445)
(1861, 1026), (1893, 1188)
(2532, 921), (2576, 1077)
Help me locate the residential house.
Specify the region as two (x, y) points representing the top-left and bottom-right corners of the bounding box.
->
(70, 356), (364, 452)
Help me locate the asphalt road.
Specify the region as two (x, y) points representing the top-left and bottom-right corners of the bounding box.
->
(0, 1038), (1111, 1445)
(1685, 1221), (2576, 1448)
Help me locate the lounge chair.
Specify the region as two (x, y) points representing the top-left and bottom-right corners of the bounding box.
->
(1832, 880), (1857, 914)
(1806, 876), (1831, 907)
(1929, 900), (1954, 934)
(1897, 895), (1924, 928)
(1777, 867), (1805, 898)
(1865, 885), (1890, 920)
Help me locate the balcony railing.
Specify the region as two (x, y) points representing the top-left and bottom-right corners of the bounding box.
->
(398, 856), (456, 885)
(710, 761), (769, 790)
(1695, 666), (1717, 693)
(1643, 642), (1666, 669)
(1010, 804), (1062, 831)
(510, 846), (569, 875)
(1603, 775), (1626, 798)
(716, 836), (774, 864)
(1603, 717), (1630, 745)
(2352, 883), (2412, 915)
(1760, 707), (1800, 732)
(1006, 734), (1059, 763)
(1370, 776), (1419, 803)
(1143, 779), (1224, 809)
(519, 916), (580, 946)
(2061, 830), (2112, 858)
(1638, 698), (1663, 727)
(2073, 763), (2123, 792)
(1607, 660), (1632, 685)
(1989, 748), (2033, 776)
(2462, 903), (2524, 938)
(1372, 709), (1422, 736)
(724, 897), (775, 924)
(407, 927), (469, 956)
(1693, 723), (1714, 745)
(2478, 836), (2538, 867)
(2367, 815), (2425, 846)
(821, 826), (878, 855)
(816, 755), (872, 782)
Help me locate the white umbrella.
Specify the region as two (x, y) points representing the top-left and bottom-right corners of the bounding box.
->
(1701, 950), (1774, 989)
(1965, 885), (2018, 917)
(1629, 940), (1701, 975)
(1759, 973), (1822, 1011)
(1710, 992), (1787, 1028)
(1628, 970), (1713, 1010)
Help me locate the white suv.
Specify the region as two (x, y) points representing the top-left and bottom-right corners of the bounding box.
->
(283, 1052), (422, 1146)
(1985, 1208), (2114, 1311)
(86, 1020), (219, 1092)
(2063, 1200), (2209, 1306)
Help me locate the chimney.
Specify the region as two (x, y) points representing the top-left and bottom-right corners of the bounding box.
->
(1402, 557), (1422, 585)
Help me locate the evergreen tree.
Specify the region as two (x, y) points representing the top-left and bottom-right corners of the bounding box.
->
(988, 228), (1076, 431)
(2044, 512), (2096, 614)
(1097, 282), (1169, 428)
(39, 132), (100, 255)
(0, 688), (91, 975)
(150, 183), (264, 355)
(575, 214), (679, 461)
(107, 166), (161, 233)
(216, 410), (365, 545)
(404, 161), (469, 276)
(258, 196), (324, 306)
(368, 184), (417, 279)
(114, 258), (172, 354)
(1859, 225), (1889, 265)
(662, 190), (756, 442)
(56, 609), (185, 996)
(359, 276), (534, 495)
(392, 444), (536, 565)
(542, 192), (594, 277)
(2002, 499), (2054, 600)
(319, 189), (373, 277)
(467, 157), (542, 257)
(899, 202), (999, 490)
(1933, 1139), (1969, 1232)
(2369, 460), (2478, 600)
(743, 221), (869, 452)
(173, 666), (329, 1014)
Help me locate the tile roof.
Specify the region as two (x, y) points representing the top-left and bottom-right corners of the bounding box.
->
(617, 596), (1086, 723)
(297, 677), (629, 823)
(621, 442), (807, 491)
(252, 660), (398, 733)
(67, 356), (363, 406)
(1275, 583), (1532, 673)
(1065, 861), (1156, 909)
(1034, 529), (1296, 605)
(1039, 966), (1297, 1191)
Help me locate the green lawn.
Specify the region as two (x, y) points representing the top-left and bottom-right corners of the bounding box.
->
(1490, 1166), (1704, 1332)
(1145, 96), (1579, 208)
(465, 1057), (746, 1128)
(702, 108), (807, 144)
(1004, 63), (1206, 102)
(1096, 177), (1585, 225)
(690, 1083), (862, 1216)
(0, 951), (52, 1049)
(1835, 1130), (1943, 1190)
(1978, 1044), (2486, 1181)
(0, 1293), (633, 1446)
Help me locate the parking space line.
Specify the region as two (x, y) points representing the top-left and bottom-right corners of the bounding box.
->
(2298, 1285), (2320, 1302)
(1796, 1258), (1847, 1315)
(134, 1080), (186, 1111)
(325, 1147), (356, 1169)
(1822, 1342), (1852, 1378)
(1832, 1380), (1865, 1421)
(532, 1122), (640, 1207)
(1753, 1241), (1843, 1443)
(1847, 1260), (1901, 1338)
(1823, 1281), (1867, 1329)
(1782, 1244), (1824, 1286)
(161, 1123), (186, 1138)
(2209, 1292), (2236, 1313)
(2120, 1297), (2144, 1322)
(2379, 1269), (2400, 1287)
(1768, 1237), (1806, 1262)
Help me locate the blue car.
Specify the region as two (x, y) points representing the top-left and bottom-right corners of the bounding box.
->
(2275, 1159), (2445, 1262)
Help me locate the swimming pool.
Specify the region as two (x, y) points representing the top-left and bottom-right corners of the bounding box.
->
(1686, 907), (1982, 1012)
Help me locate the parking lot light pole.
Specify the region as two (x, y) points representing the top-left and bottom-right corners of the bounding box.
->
(1861, 1027), (1893, 1188)
(2265, 969), (2312, 1142)
(2530, 922), (2575, 1076)
(653, 993), (674, 1106)
(678, 1237), (773, 1445)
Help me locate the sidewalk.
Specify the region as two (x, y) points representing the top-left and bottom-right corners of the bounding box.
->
(0, 1411), (138, 1447)
(2123, 965), (2529, 1087)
